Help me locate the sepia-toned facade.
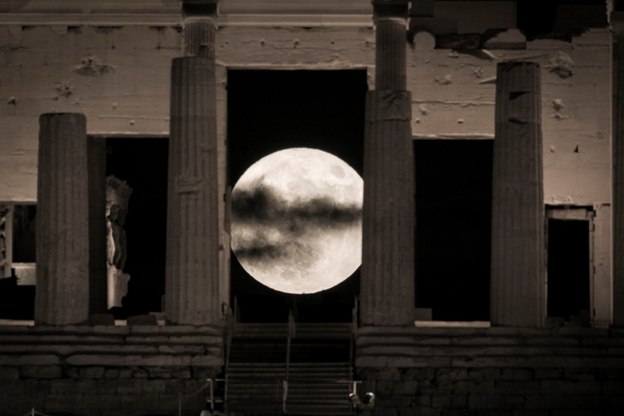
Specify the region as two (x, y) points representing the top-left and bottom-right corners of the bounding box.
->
(0, 0), (623, 415)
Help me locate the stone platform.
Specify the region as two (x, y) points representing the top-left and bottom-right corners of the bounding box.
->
(0, 324), (224, 416)
(356, 326), (624, 415)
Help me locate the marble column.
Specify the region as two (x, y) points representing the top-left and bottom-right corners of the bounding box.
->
(490, 62), (545, 327)
(165, 56), (220, 325)
(360, 1), (415, 326)
(613, 24), (624, 326)
(35, 113), (90, 325)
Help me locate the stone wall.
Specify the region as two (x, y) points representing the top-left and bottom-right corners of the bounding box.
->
(0, 324), (224, 416)
(356, 326), (624, 415)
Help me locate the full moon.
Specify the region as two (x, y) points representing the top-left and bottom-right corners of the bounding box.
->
(230, 148), (363, 294)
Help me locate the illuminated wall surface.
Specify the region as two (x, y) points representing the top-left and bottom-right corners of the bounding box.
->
(0, 1), (622, 416)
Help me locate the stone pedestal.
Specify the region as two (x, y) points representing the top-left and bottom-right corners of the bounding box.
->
(490, 62), (545, 327)
(165, 57), (220, 325)
(35, 113), (90, 325)
(360, 1), (415, 327)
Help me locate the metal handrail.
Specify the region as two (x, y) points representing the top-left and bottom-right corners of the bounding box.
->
(223, 302), (234, 413)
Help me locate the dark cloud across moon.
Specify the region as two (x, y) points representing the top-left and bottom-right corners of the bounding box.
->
(231, 182), (362, 266)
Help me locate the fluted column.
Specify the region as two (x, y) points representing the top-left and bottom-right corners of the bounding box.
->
(360, 1), (414, 326)
(35, 113), (90, 325)
(613, 26), (624, 326)
(490, 61), (545, 327)
(165, 56), (220, 325)
(184, 17), (216, 58)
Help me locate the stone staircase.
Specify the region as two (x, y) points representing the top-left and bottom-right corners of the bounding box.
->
(225, 322), (354, 415)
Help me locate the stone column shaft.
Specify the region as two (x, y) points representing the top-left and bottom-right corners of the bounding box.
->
(375, 17), (407, 90)
(35, 113), (90, 325)
(360, 1), (414, 326)
(165, 56), (220, 325)
(361, 91), (415, 326)
(490, 62), (545, 327)
(613, 30), (624, 326)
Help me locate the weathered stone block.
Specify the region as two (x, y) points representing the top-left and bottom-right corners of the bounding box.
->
(495, 380), (540, 395)
(97, 393), (122, 409)
(403, 367), (435, 381)
(104, 368), (119, 379)
(191, 366), (219, 379)
(455, 380), (495, 394)
(116, 379), (142, 394)
(0, 366), (19, 379)
(172, 368), (192, 379)
(436, 368), (468, 382)
(74, 379), (97, 393)
(541, 380), (576, 395)
(485, 394), (506, 409)
(379, 367), (402, 380)
(50, 379), (75, 394)
(417, 393), (431, 406)
(525, 394), (563, 410)
(158, 393), (180, 410)
(572, 381), (601, 394)
(95, 379), (118, 394)
(431, 394), (451, 408)
(141, 379), (167, 393)
(376, 407), (398, 416)
(602, 380), (624, 394)
(119, 367), (134, 378)
(165, 378), (185, 394)
(376, 380), (395, 397)
(563, 369), (595, 381)
(500, 368), (533, 380)
(19, 365), (62, 379)
(148, 366), (172, 379)
(393, 380), (418, 396)
(398, 406), (419, 416)
(450, 394), (467, 409)
(66, 367), (80, 378)
(132, 368), (149, 378)
(45, 393), (83, 411)
(467, 393), (486, 409)
(419, 407), (441, 416)
(533, 369), (563, 380)
(80, 366), (106, 379)
(22, 379), (47, 395)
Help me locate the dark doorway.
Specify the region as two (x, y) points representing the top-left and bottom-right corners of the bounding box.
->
(227, 69), (367, 323)
(547, 219), (590, 321)
(414, 139), (493, 321)
(105, 138), (168, 317)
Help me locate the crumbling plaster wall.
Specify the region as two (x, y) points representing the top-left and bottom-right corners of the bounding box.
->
(409, 29), (611, 208)
(0, 24), (181, 202)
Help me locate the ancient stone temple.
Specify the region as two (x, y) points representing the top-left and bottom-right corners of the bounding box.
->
(0, 0), (623, 415)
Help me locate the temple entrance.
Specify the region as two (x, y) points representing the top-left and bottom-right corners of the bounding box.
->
(227, 69), (367, 323)
(546, 209), (592, 325)
(414, 139), (493, 322)
(105, 137), (168, 318)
